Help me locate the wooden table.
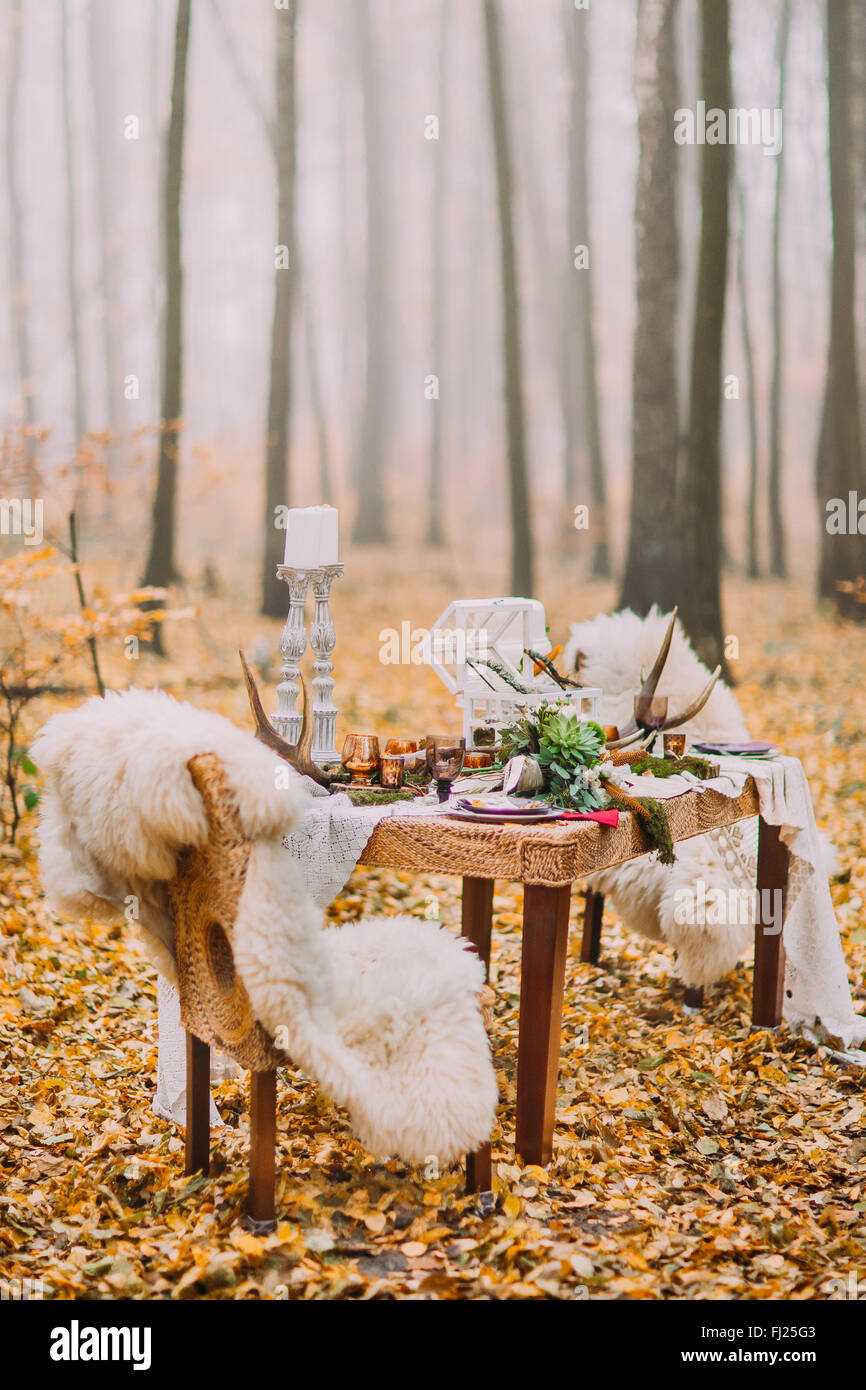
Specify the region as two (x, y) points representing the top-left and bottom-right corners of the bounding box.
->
(359, 778), (788, 1188)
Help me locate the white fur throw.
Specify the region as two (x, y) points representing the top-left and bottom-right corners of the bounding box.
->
(33, 691), (496, 1164)
(563, 608), (755, 987)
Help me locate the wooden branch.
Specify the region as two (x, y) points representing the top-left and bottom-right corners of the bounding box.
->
(68, 512), (105, 697)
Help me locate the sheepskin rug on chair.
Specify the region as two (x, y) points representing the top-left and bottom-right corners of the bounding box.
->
(33, 690), (496, 1165)
(563, 607), (756, 988)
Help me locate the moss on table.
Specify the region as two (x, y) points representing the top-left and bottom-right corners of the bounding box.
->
(341, 787), (418, 806)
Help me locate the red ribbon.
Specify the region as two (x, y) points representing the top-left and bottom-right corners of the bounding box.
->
(559, 809), (620, 826)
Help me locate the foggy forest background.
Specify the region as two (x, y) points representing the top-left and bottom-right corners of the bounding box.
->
(2, 0), (866, 673)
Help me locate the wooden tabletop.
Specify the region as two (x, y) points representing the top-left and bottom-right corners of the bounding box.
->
(358, 779), (761, 886)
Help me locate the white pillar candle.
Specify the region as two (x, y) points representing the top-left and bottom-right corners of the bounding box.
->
(318, 505), (340, 564)
(283, 506), (322, 568)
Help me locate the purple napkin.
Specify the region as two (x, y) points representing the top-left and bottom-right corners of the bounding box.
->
(691, 741), (778, 756)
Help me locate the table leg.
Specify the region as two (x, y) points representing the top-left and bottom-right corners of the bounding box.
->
(516, 883), (571, 1167)
(465, 1145), (492, 1192)
(462, 876), (494, 975)
(462, 876), (495, 1195)
(248, 1068), (277, 1230)
(184, 1031), (210, 1176)
(753, 817), (788, 1027)
(580, 887), (604, 964)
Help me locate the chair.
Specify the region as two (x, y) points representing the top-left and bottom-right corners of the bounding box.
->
(169, 752), (493, 1229)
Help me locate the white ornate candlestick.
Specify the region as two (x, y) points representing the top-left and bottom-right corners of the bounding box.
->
(274, 566), (313, 744)
(309, 563), (344, 763)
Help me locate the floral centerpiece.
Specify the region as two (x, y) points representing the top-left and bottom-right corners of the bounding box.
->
(498, 700), (676, 863)
(500, 702), (610, 810)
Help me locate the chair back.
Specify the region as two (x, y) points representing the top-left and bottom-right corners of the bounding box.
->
(169, 753), (285, 1071)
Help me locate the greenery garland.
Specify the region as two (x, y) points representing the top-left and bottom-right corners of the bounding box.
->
(601, 780), (676, 865)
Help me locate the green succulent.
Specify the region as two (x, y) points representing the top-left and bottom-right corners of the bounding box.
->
(535, 712), (604, 772)
(500, 705), (608, 812)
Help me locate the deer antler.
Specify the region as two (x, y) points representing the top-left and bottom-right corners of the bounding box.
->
(607, 608), (679, 748)
(606, 614), (722, 751)
(657, 665), (721, 731)
(239, 649), (330, 787)
(634, 606), (678, 723)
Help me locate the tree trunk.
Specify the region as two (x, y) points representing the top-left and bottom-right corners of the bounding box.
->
(566, 7), (610, 577)
(736, 177), (760, 580)
(261, 1), (297, 618)
(619, 0), (681, 615)
(61, 0), (86, 464)
(89, 0), (124, 500)
(818, 0), (865, 616)
(456, 148), (487, 465)
(512, 35), (572, 545)
(677, 0), (731, 671)
(6, 3), (35, 460)
(141, 0), (191, 648)
(352, 0), (389, 544)
(484, 0), (533, 597)
(304, 288), (332, 505)
(558, 2), (583, 541)
(335, 33), (355, 413)
(767, 0), (791, 579)
(426, 0), (450, 548)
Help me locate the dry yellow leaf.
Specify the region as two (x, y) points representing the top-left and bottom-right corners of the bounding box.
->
(231, 1229), (264, 1257)
(400, 1242), (426, 1258)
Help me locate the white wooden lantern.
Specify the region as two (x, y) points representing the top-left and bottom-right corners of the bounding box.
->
(426, 597), (603, 746)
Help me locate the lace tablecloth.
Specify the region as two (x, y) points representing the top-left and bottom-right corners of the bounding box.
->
(617, 755), (866, 1051)
(155, 759), (865, 1122)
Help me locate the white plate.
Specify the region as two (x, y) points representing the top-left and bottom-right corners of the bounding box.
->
(443, 807), (565, 825)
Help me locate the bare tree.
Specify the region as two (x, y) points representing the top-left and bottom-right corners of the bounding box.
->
(818, 0), (865, 616)
(484, 0), (533, 596)
(426, 0), (451, 548)
(736, 177), (760, 579)
(261, 0), (297, 617)
(141, 0), (191, 646)
(619, 0), (681, 614)
(304, 288), (332, 505)
(89, 0), (124, 491)
(767, 0), (791, 579)
(564, 4), (610, 577)
(335, 27), (356, 412)
(5, 3), (35, 457)
(61, 0), (86, 460)
(677, 0), (731, 670)
(352, 0), (390, 544)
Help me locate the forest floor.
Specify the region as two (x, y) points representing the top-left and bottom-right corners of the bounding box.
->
(1, 557), (865, 1300)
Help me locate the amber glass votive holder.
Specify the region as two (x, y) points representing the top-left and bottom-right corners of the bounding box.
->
(379, 754), (405, 789)
(663, 732), (687, 758)
(341, 733), (380, 785)
(463, 750), (494, 770)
